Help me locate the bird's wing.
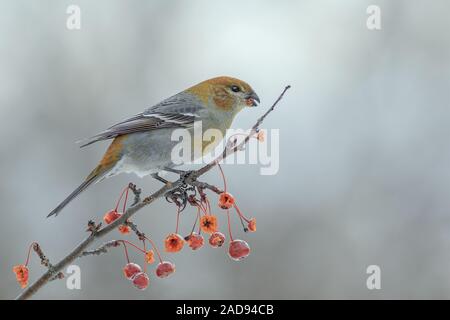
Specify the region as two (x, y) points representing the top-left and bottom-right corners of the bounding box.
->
(78, 92), (204, 148)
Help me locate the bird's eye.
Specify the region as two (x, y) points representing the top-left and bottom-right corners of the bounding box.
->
(231, 85), (241, 92)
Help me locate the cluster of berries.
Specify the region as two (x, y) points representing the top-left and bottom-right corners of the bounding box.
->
(102, 187), (176, 290)
(101, 163), (257, 290)
(162, 163), (256, 262)
(14, 133), (262, 290)
(117, 239), (175, 290)
(103, 185), (133, 235)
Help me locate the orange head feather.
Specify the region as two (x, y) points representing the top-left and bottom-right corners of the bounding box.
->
(186, 76), (260, 112)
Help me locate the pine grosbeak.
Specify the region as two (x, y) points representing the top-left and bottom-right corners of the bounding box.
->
(48, 76), (259, 217)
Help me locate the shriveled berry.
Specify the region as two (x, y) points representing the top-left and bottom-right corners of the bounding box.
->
(156, 261), (176, 278)
(186, 233), (204, 250)
(209, 232), (226, 248)
(123, 262), (142, 280)
(200, 215), (218, 234)
(103, 210), (121, 224)
(228, 240), (250, 261)
(12, 264), (29, 288)
(218, 192), (235, 209)
(164, 233), (184, 253)
(131, 272), (149, 290)
(247, 218), (256, 232)
(118, 224), (130, 234)
(145, 250), (155, 264)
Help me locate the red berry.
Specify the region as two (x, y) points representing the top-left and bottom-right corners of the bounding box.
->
(218, 192), (235, 209)
(209, 232), (226, 248)
(12, 264), (29, 288)
(247, 218), (256, 232)
(131, 272), (149, 290)
(145, 250), (155, 264)
(200, 215), (218, 234)
(155, 261), (176, 278)
(164, 233), (184, 253)
(186, 233), (204, 250)
(228, 240), (250, 261)
(103, 210), (121, 224)
(123, 263), (142, 280)
(118, 224), (130, 234)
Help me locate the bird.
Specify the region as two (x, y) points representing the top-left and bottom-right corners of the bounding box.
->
(47, 76), (260, 217)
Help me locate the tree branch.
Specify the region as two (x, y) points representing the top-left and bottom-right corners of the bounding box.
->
(15, 85), (290, 300)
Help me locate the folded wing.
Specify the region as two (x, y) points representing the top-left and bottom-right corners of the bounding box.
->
(79, 92), (203, 147)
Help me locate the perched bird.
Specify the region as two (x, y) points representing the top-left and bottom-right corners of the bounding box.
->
(48, 76), (260, 217)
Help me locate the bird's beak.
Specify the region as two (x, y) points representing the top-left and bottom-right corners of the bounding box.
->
(245, 92), (260, 107)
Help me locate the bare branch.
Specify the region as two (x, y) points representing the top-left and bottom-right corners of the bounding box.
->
(80, 240), (121, 257)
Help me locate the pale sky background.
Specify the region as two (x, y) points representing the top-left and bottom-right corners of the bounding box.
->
(1, 0), (450, 299)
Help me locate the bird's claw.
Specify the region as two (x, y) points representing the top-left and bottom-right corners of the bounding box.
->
(162, 167), (197, 211)
(164, 183), (196, 212)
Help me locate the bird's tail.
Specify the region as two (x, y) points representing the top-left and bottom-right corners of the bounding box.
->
(47, 167), (104, 218)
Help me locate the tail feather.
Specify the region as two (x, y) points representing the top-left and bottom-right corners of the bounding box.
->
(47, 174), (99, 218)
(49, 136), (124, 217)
(77, 135), (107, 148)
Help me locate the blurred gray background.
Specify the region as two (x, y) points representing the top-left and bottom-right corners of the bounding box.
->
(1, 0), (450, 299)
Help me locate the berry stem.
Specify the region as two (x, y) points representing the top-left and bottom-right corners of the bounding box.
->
(122, 186), (129, 213)
(227, 210), (233, 241)
(114, 186), (129, 211)
(143, 236), (163, 263)
(237, 213), (248, 232)
(120, 240), (131, 263)
(142, 240), (147, 273)
(191, 197), (209, 216)
(24, 242), (37, 266)
(197, 207), (202, 234)
(118, 240), (146, 254)
(189, 207), (200, 236)
(233, 203), (251, 223)
(197, 201), (209, 216)
(217, 163), (227, 192)
(175, 207), (180, 234)
(205, 197), (212, 215)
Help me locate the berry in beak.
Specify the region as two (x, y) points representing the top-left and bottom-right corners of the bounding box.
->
(245, 92), (260, 107)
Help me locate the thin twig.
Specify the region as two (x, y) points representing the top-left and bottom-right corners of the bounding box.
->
(32, 243), (51, 268)
(15, 85), (290, 300)
(80, 240), (121, 257)
(29, 242), (65, 282)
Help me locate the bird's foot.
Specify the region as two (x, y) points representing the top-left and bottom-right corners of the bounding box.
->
(162, 167), (198, 211)
(164, 184), (196, 212)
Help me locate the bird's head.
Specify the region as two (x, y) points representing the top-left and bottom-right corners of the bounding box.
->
(187, 76), (260, 114)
